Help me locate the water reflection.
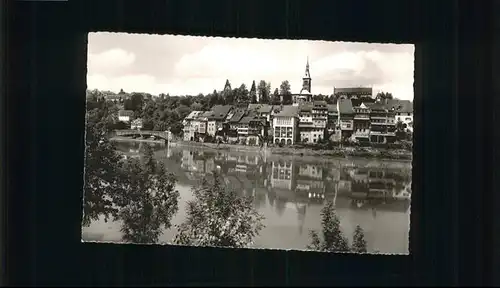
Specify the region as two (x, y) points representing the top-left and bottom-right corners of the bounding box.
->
(84, 141), (411, 253)
(163, 146), (412, 213)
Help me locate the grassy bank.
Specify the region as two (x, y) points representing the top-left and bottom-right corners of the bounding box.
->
(171, 141), (412, 161)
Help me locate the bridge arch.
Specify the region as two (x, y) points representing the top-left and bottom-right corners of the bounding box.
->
(114, 129), (170, 141)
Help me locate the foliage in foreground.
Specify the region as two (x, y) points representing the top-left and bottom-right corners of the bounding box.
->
(116, 143), (180, 244)
(174, 172), (265, 248)
(307, 200), (368, 253)
(82, 107), (124, 226)
(83, 100), (180, 244)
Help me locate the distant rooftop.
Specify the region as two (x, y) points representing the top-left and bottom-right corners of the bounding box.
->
(334, 87), (373, 95)
(274, 105), (299, 117)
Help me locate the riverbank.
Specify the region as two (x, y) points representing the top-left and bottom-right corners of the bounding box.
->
(170, 141), (413, 161)
(110, 136), (166, 145)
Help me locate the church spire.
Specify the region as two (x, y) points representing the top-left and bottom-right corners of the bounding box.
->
(304, 56), (310, 78)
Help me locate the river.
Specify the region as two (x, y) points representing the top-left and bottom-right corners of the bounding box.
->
(82, 141), (412, 254)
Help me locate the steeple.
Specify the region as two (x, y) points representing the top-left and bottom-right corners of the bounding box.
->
(304, 56), (310, 78)
(301, 57), (312, 94)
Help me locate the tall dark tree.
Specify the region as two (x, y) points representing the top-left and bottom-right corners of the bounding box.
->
(119, 88), (126, 94)
(351, 225), (368, 253)
(307, 200), (350, 252)
(257, 80), (270, 104)
(174, 172), (265, 248)
(271, 88), (281, 105)
(249, 81), (257, 104)
(280, 80), (292, 105)
(237, 83), (250, 103)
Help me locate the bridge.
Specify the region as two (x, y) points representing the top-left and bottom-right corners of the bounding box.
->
(114, 129), (170, 141)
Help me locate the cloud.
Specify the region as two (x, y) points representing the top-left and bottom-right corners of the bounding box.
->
(87, 48), (136, 74)
(87, 33), (415, 100)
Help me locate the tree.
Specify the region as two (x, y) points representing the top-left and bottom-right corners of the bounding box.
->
(237, 83), (250, 103)
(249, 81), (258, 104)
(117, 144), (180, 244)
(173, 172), (265, 248)
(170, 122), (184, 137)
(124, 93), (145, 115)
(307, 200), (350, 252)
(395, 120), (408, 140)
(376, 92), (393, 101)
(271, 88), (281, 105)
(352, 225), (368, 253)
(257, 80), (270, 104)
(119, 88), (126, 94)
(279, 80), (292, 105)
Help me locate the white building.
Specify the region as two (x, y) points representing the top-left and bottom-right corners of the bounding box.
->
(182, 111), (204, 141)
(272, 106), (299, 146)
(118, 110), (134, 123)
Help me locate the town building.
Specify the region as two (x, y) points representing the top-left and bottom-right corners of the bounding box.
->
(352, 103), (371, 143)
(118, 110), (134, 123)
(207, 105), (233, 137)
(367, 102), (397, 144)
(272, 105), (299, 146)
(226, 109), (246, 142)
(386, 99), (413, 132)
(237, 114), (267, 145)
(337, 99), (355, 141)
(297, 101), (328, 144)
(194, 111), (213, 140)
(247, 103), (274, 124)
(326, 104), (341, 142)
(182, 110), (204, 141)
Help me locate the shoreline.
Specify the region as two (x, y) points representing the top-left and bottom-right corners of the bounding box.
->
(169, 141), (413, 161)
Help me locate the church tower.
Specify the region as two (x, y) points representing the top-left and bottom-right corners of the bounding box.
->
(301, 57), (312, 94)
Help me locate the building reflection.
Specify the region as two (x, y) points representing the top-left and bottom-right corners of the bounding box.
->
(172, 147), (412, 218)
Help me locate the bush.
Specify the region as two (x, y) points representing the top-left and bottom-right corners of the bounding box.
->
(173, 172), (265, 248)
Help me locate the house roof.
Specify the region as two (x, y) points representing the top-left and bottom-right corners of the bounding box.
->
(337, 99), (354, 114)
(198, 111), (214, 119)
(274, 105), (299, 117)
(239, 116), (254, 124)
(313, 100), (328, 108)
(228, 109), (246, 123)
(118, 110), (134, 117)
(385, 99), (413, 113)
(185, 110), (204, 120)
(327, 104), (338, 113)
(210, 105), (233, 120)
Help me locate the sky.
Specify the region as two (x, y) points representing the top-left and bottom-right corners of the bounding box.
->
(87, 32), (415, 101)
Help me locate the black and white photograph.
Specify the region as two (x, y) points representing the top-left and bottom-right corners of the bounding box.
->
(82, 32), (414, 254)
